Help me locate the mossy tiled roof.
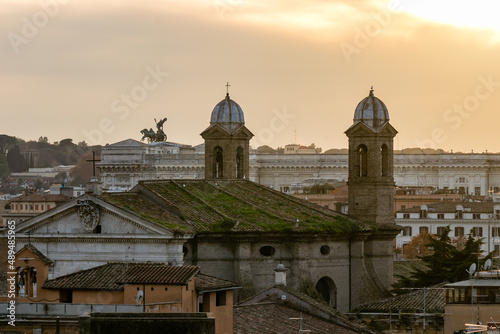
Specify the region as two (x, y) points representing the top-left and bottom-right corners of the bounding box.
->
(351, 283), (446, 314)
(101, 180), (369, 234)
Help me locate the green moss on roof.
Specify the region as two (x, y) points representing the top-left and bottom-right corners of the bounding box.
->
(99, 180), (369, 234)
(135, 180), (369, 234)
(99, 193), (194, 233)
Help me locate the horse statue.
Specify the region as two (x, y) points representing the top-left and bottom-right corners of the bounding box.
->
(140, 118), (168, 143)
(140, 128), (156, 143)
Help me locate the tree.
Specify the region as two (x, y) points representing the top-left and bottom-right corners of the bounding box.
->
(256, 145), (276, 154)
(402, 232), (433, 259)
(393, 226), (491, 292)
(6, 145), (27, 172)
(38, 136), (48, 143)
(69, 151), (100, 186)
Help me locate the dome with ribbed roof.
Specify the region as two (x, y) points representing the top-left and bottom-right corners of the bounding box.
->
(210, 93), (245, 133)
(354, 89), (389, 128)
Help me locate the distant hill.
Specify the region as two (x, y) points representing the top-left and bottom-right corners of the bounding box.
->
(0, 135), (101, 182)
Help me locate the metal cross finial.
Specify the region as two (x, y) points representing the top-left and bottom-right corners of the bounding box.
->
(226, 82), (231, 95)
(87, 151), (101, 177)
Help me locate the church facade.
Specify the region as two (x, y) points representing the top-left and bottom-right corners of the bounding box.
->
(3, 90), (400, 313)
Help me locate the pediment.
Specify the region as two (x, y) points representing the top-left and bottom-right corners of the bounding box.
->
(200, 124), (253, 139)
(15, 195), (174, 237)
(200, 124), (231, 138)
(377, 123), (398, 136)
(108, 138), (147, 147)
(345, 121), (397, 137)
(232, 126), (254, 139)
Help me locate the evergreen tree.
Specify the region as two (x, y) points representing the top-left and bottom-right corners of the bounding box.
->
(393, 226), (492, 292)
(6, 145), (26, 172)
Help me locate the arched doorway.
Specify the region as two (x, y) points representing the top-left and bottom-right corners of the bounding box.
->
(315, 276), (337, 308)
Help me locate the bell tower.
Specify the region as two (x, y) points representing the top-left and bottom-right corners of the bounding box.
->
(345, 89), (398, 226)
(201, 87), (253, 180)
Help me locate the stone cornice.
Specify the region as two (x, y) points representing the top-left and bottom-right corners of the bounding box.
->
(12, 234), (191, 243)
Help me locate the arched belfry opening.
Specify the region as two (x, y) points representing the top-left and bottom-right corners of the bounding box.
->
(236, 146), (244, 179)
(201, 86), (254, 180)
(213, 146), (223, 178)
(381, 144), (389, 177)
(345, 88), (397, 226)
(356, 144), (368, 177)
(315, 276), (337, 308)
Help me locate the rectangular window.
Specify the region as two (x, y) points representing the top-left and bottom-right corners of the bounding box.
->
(456, 211), (463, 219)
(493, 227), (500, 237)
(496, 245), (500, 257)
(402, 226), (412, 236)
(437, 213), (445, 219)
(420, 210), (427, 218)
(475, 187), (481, 196)
(403, 213), (410, 219)
(436, 226), (447, 236)
(472, 227), (483, 237)
(473, 213), (481, 219)
(419, 226), (429, 234)
(455, 227), (464, 237)
(60, 289), (73, 303)
(496, 210), (500, 219)
(35, 204), (39, 210)
(47, 205), (51, 210)
(216, 291), (226, 306)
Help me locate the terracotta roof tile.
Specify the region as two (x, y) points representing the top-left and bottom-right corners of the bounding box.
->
(195, 273), (239, 292)
(237, 286), (373, 333)
(10, 194), (71, 202)
(234, 303), (365, 334)
(43, 263), (200, 290)
(351, 283), (446, 314)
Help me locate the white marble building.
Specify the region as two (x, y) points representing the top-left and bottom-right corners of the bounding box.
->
(395, 200), (500, 255)
(99, 141), (500, 196)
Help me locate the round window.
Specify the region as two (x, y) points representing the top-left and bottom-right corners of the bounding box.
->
(259, 246), (275, 256)
(320, 245), (330, 255)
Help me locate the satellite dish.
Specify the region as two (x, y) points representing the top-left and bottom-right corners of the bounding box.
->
(135, 290), (143, 303)
(485, 259), (492, 270)
(468, 263), (477, 275)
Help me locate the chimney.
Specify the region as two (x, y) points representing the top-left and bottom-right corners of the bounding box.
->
(274, 263), (287, 286)
(85, 177), (102, 195)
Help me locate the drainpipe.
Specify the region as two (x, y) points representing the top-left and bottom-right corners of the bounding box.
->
(349, 238), (352, 311)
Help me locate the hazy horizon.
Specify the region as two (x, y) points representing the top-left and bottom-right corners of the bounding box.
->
(2, 0), (500, 153)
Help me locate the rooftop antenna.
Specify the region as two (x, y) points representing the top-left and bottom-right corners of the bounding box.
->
(290, 312), (311, 333)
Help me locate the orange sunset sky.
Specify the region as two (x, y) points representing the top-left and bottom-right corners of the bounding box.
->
(2, 0), (500, 152)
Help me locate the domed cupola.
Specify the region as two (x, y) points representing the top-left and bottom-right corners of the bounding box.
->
(210, 93), (245, 133)
(354, 88), (389, 128)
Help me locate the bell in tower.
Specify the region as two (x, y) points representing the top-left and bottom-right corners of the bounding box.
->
(345, 88), (398, 226)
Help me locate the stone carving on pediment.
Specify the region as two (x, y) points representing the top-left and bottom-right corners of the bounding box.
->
(76, 200), (100, 232)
